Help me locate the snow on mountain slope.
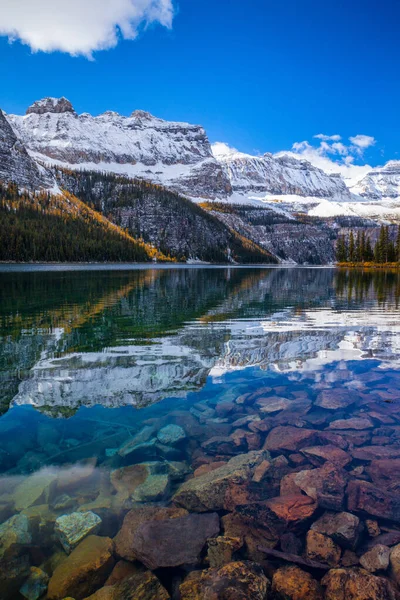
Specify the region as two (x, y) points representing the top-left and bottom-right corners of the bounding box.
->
(7, 98), (231, 199)
(212, 142), (352, 201)
(0, 109), (50, 190)
(351, 161), (400, 200)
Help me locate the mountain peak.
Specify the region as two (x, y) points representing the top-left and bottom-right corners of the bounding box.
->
(26, 97), (75, 115)
(130, 109), (155, 121)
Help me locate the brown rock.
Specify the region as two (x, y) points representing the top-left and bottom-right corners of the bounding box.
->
(173, 451), (269, 512)
(193, 461), (227, 477)
(83, 570), (170, 599)
(366, 519), (381, 538)
(347, 480), (400, 522)
(316, 389), (356, 410)
(280, 532), (303, 555)
(264, 426), (317, 452)
(207, 536), (242, 568)
(221, 512), (277, 562)
(255, 396), (291, 413)
(132, 512), (220, 569)
(368, 459), (400, 488)
(104, 560), (140, 586)
(329, 417), (374, 430)
(110, 465), (147, 499)
(47, 535), (115, 600)
(352, 446), (400, 461)
(179, 561), (269, 600)
(322, 567), (393, 600)
(272, 565), (323, 600)
(301, 445), (351, 468)
(281, 464), (347, 510)
(311, 512), (362, 550)
(341, 550), (359, 567)
(360, 545), (390, 573)
(306, 530), (341, 566)
(236, 494), (317, 538)
(114, 507), (187, 561)
(389, 543), (400, 584)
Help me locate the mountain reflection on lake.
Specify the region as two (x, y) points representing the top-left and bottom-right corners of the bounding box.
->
(1, 266), (400, 600)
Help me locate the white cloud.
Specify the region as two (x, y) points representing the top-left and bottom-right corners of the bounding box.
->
(276, 135), (374, 187)
(349, 134), (376, 149)
(0, 0), (174, 57)
(314, 133), (342, 142)
(211, 142), (241, 159)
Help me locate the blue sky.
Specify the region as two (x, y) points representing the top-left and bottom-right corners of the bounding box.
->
(1, 0), (399, 169)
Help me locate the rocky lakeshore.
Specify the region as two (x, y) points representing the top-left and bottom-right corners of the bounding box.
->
(2, 365), (400, 599)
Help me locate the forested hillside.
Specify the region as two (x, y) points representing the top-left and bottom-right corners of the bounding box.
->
(54, 168), (277, 263)
(0, 182), (170, 262)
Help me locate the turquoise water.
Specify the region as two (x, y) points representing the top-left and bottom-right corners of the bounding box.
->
(1, 266), (400, 598)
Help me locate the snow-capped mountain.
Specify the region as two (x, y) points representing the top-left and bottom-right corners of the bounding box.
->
(0, 109), (48, 190)
(7, 97), (231, 199)
(351, 161), (400, 199)
(212, 142), (352, 201)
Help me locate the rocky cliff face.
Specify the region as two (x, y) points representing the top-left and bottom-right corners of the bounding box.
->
(212, 144), (352, 200)
(0, 110), (48, 189)
(351, 161), (400, 199)
(7, 98), (231, 199)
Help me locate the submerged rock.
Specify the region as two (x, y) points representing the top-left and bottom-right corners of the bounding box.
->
(281, 464), (347, 511)
(360, 545), (390, 573)
(157, 424), (186, 445)
(179, 561), (270, 600)
(0, 514), (31, 562)
(321, 567), (393, 600)
(311, 512), (362, 550)
(83, 570), (170, 599)
(315, 389), (356, 410)
(131, 473), (170, 502)
(263, 426), (317, 452)
(306, 530), (341, 566)
(13, 469), (58, 511)
(47, 535), (115, 600)
(19, 567), (49, 600)
(131, 512), (220, 569)
(55, 511), (102, 553)
(272, 565), (323, 600)
(300, 445), (351, 468)
(173, 450), (269, 511)
(207, 535), (243, 568)
(347, 480), (400, 522)
(114, 506), (187, 562)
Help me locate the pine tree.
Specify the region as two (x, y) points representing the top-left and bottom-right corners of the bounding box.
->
(336, 235), (347, 262)
(349, 231), (355, 262)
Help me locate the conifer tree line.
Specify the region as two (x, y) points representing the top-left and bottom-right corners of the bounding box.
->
(0, 181), (170, 263)
(336, 225), (400, 264)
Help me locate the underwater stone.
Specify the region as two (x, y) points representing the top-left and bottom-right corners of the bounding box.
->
(179, 561), (269, 600)
(173, 450), (270, 512)
(47, 535), (114, 600)
(20, 567), (49, 600)
(0, 514), (31, 562)
(272, 565), (324, 600)
(311, 512), (362, 550)
(114, 506), (188, 562)
(157, 424), (186, 445)
(131, 473), (170, 503)
(360, 545), (390, 573)
(131, 512), (220, 569)
(13, 469), (58, 511)
(55, 511), (102, 553)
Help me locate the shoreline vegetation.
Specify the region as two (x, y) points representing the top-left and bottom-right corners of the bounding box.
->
(337, 262), (400, 269)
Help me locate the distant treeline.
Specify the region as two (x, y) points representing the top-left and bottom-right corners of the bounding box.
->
(0, 181), (169, 263)
(336, 225), (400, 264)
